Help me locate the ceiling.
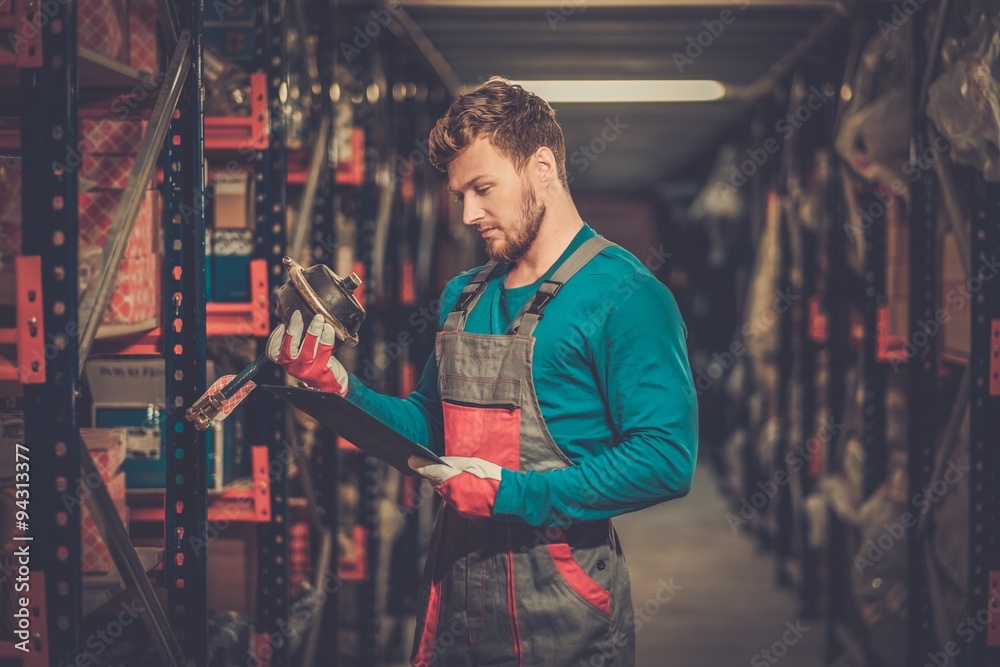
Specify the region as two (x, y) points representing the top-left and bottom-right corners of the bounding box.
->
(400, 1), (842, 194)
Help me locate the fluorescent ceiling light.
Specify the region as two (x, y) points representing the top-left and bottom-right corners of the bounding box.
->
(507, 80), (726, 103)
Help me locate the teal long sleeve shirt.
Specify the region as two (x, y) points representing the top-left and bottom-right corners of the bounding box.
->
(344, 223), (698, 527)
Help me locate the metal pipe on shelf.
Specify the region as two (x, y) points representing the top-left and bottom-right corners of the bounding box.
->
(76, 30), (193, 376)
(301, 528), (335, 667)
(80, 451), (186, 667)
(290, 115), (331, 266)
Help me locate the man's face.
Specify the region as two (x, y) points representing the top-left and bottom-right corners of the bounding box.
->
(448, 136), (545, 263)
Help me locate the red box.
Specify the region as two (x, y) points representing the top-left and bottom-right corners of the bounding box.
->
(82, 154), (138, 191)
(80, 190), (161, 257)
(102, 254), (161, 325)
(80, 428), (127, 480)
(80, 119), (147, 155)
(82, 471), (128, 573)
(128, 0), (159, 73)
(78, 0), (127, 64)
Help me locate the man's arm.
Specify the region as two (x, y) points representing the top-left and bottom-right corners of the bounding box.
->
(343, 353), (446, 455)
(492, 273), (698, 526)
(340, 272), (477, 455)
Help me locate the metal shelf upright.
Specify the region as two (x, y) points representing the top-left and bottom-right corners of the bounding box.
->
(252, 0), (291, 663)
(968, 173), (1000, 667)
(907, 11), (936, 666)
(163, 0), (208, 662)
(20, 0), (82, 658)
(353, 26), (382, 665)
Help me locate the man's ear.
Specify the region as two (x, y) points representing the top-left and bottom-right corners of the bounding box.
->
(533, 146), (559, 189)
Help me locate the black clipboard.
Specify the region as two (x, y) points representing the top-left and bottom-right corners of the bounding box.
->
(260, 385), (446, 475)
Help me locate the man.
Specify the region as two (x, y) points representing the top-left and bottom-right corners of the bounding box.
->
(266, 77), (698, 667)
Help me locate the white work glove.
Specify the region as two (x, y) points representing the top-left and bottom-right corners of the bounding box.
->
(266, 311), (349, 396)
(408, 455), (505, 519)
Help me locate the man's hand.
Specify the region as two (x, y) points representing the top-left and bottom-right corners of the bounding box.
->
(408, 455), (505, 520)
(266, 310), (349, 396)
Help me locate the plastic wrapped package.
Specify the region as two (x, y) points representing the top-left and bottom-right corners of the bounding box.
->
(927, 13), (1000, 182)
(207, 612), (254, 667)
(925, 405), (970, 649)
(835, 27), (912, 200)
(743, 190), (782, 401)
(688, 145), (746, 268)
(204, 43), (252, 117)
(852, 454), (908, 667)
(722, 427), (747, 499)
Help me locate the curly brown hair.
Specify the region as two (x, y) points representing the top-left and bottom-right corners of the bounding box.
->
(428, 76), (568, 189)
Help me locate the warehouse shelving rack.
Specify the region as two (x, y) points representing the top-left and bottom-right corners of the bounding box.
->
(0, 0), (352, 664)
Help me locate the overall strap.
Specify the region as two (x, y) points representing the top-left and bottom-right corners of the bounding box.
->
(510, 235), (615, 336)
(442, 261), (503, 332)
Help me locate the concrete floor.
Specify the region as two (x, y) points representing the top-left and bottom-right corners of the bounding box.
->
(615, 462), (827, 667)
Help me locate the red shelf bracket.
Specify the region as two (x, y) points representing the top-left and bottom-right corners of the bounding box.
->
(15, 256), (45, 384)
(0, 0), (43, 68)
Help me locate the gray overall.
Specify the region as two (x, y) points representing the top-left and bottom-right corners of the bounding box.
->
(411, 236), (636, 667)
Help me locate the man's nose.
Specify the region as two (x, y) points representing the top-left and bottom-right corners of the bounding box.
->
(462, 200), (483, 227)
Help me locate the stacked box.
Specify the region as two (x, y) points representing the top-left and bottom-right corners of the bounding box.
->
(204, 0), (255, 64)
(83, 359), (229, 489)
(211, 171), (252, 229)
(81, 472), (128, 573)
(102, 253), (161, 324)
(80, 190), (161, 257)
(77, 122), (164, 326)
(79, 428), (128, 574)
(127, 0), (159, 73)
(211, 229), (253, 302)
(80, 119), (148, 155)
(78, 0), (128, 64)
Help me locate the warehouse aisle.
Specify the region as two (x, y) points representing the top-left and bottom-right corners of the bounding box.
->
(615, 463), (827, 667)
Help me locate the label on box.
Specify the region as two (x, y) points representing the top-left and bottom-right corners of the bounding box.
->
(212, 229), (253, 255)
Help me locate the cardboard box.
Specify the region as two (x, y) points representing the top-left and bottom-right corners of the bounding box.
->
(127, 0), (159, 73)
(78, 0), (127, 64)
(203, 24), (256, 63)
(80, 428), (127, 481)
(211, 229), (252, 302)
(81, 471), (128, 573)
(80, 119), (147, 155)
(212, 172), (251, 229)
(101, 253), (161, 325)
(941, 230), (970, 362)
(82, 154), (138, 192)
(83, 359), (229, 489)
(80, 190), (161, 258)
(207, 524), (257, 613)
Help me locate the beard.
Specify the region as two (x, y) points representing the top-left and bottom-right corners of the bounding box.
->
(484, 181), (545, 263)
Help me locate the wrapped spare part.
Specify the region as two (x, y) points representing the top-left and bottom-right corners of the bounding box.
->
(927, 13), (1000, 182)
(835, 27), (912, 199)
(852, 454), (908, 667)
(204, 43), (252, 117)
